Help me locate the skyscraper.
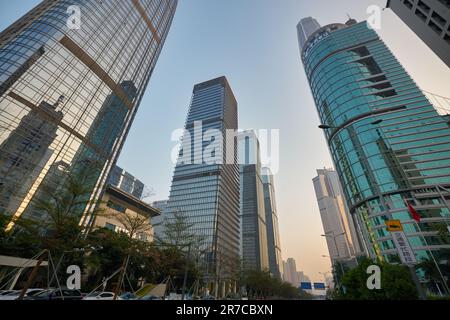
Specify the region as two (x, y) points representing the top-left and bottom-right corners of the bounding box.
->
(239, 130), (269, 272)
(283, 258), (300, 287)
(313, 169), (362, 264)
(297, 17), (321, 51)
(164, 77), (240, 297)
(300, 19), (450, 271)
(0, 0), (177, 228)
(387, 0), (450, 68)
(262, 167), (282, 279)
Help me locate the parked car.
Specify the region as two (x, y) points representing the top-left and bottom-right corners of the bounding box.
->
(119, 292), (137, 300)
(0, 290), (16, 296)
(0, 290), (20, 300)
(83, 291), (118, 300)
(24, 288), (83, 300)
(139, 295), (162, 300)
(0, 288), (45, 300)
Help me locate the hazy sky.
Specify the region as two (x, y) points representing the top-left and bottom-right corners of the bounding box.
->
(1, 0), (449, 283)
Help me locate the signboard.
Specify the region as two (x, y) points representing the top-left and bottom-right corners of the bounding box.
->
(313, 283), (326, 290)
(391, 231), (417, 265)
(385, 220), (403, 232)
(300, 282), (312, 290)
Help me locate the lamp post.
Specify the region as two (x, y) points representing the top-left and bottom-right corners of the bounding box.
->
(321, 232), (346, 275)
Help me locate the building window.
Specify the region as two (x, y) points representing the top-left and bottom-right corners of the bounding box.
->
(403, 0), (413, 10)
(438, 0), (450, 9)
(105, 222), (116, 231)
(428, 19), (444, 35)
(431, 11), (447, 27)
(415, 9), (428, 22)
(417, 1), (431, 13)
(107, 200), (126, 213)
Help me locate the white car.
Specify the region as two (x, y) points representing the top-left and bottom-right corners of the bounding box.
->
(83, 291), (119, 300)
(0, 288), (45, 300)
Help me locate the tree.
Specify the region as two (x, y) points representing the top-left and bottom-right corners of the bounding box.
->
(333, 258), (418, 300)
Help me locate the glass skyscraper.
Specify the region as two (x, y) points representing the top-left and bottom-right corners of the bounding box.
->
(0, 0), (177, 229)
(301, 19), (450, 272)
(239, 130), (269, 272)
(164, 76), (240, 296)
(262, 167), (282, 279)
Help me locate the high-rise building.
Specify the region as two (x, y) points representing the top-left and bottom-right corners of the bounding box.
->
(164, 77), (240, 296)
(151, 199), (168, 239)
(0, 0), (177, 229)
(300, 18), (450, 269)
(283, 258), (300, 287)
(239, 131), (268, 272)
(108, 165), (145, 200)
(297, 17), (321, 51)
(387, 0), (450, 68)
(262, 167), (282, 279)
(313, 169), (363, 263)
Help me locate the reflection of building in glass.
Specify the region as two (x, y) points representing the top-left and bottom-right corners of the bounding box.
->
(0, 97), (63, 215)
(239, 131), (268, 272)
(0, 0), (178, 228)
(164, 77), (240, 297)
(300, 18), (450, 268)
(262, 168), (283, 279)
(108, 165), (145, 200)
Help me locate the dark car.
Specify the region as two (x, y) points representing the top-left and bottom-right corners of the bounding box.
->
(24, 288), (83, 300)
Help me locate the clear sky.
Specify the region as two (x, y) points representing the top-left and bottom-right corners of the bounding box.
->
(1, 0), (449, 283)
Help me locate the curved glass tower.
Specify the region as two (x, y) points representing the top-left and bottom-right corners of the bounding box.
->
(301, 20), (450, 267)
(0, 0), (177, 228)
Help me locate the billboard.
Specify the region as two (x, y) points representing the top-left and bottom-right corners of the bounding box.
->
(300, 282), (312, 290)
(313, 283), (326, 290)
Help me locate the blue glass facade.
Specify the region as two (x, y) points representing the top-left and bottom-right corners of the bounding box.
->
(302, 21), (450, 266)
(164, 77), (240, 294)
(0, 0), (177, 228)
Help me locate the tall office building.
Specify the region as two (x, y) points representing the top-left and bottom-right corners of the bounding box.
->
(283, 258), (300, 287)
(313, 169), (362, 264)
(300, 19), (450, 267)
(0, 0), (177, 228)
(262, 167), (282, 279)
(239, 131), (269, 272)
(387, 0), (450, 68)
(297, 17), (321, 50)
(164, 77), (240, 296)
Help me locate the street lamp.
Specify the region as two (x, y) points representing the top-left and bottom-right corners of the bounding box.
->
(318, 119), (384, 130)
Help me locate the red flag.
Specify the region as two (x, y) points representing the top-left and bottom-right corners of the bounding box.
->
(407, 203), (421, 223)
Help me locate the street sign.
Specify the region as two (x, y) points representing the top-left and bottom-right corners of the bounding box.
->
(391, 230), (417, 265)
(385, 220), (403, 232)
(300, 282), (312, 290)
(313, 283), (326, 290)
